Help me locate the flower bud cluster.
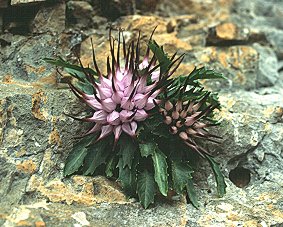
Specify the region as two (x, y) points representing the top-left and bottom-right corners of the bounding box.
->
(159, 97), (220, 156)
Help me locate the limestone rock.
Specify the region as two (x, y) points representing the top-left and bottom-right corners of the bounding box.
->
(186, 181), (283, 226)
(191, 45), (259, 91)
(66, 1), (94, 28)
(0, 34), (68, 85)
(0, 200), (187, 226)
(31, 1), (65, 34)
(214, 89), (283, 173)
(1, 0), (283, 226)
(206, 22), (250, 45)
(118, 15), (168, 34)
(215, 23), (238, 40)
(231, 0), (283, 57)
(10, 0), (45, 5)
(265, 29), (283, 59)
(157, 0), (232, 22)
(26, 175), (127, 205)
(253, 43), (279, 88)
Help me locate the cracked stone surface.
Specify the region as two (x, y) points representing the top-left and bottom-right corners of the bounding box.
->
(0, 0), (283, 226)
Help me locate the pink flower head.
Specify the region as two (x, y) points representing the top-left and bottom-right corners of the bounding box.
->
(69, 28), (184, 144)
(70, 29), (187, 143)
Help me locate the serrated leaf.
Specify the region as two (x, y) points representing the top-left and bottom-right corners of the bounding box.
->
(148, 40), (171, 74)
(205, 155), (227, 197)
(63, 135), (94, 176)
(172, 161), (193, 194)
(139, 142), (156, 157)
(117, 158), (137, 195)
(186, 178), (199, 208)
(189, 67), (226, 81)
(206, 93), (221, 109)
(82, 139), (111, 175)
(152, 149), (168, 196)
(137, 170), (155, 209)
(118, 136), (137, 169)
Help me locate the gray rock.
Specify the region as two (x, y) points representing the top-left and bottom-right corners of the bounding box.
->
(1, 0), (283, 226)
(0, 200), (187, 226)
(215, 89), (283, 177)
(253, 43), (279, 88)
(186, 181), (283, 226)
(66, 1), (94, 28)
(265, 28), (283, 59)
(0, 34), (64, 83)
(191, 45), (259, 91)
(31, 1), (66, 34)
(232, 0), (283, 58)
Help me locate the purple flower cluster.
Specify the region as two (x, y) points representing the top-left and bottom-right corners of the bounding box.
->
(70, 29), (173, 143)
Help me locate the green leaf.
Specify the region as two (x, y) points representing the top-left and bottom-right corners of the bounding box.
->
(45, 57), (98, 95)
(151, 123), (170, 138)
(137, 170), (155, 209)
(63, 135), (94, 176)
(205, 155), (227, 197)
(118, 136), (137, 169)
(75, 80), (94, 95)
(152, 149), (168, 196)
(65, 68), (89, 82)
(186, 179), (199, 208)
(144, 115), (163, 130)
(139, 142), (156, 157)
(148, 40), (171, 74)
(172, 161), (193, 194)
(105, 156), (116, 178)
(206, 93), (221, 109)
(189, 67), (226, 81)
(117, 158), (137, 195)
(82, 139), (111, 175)
(44, 57), (97, 77)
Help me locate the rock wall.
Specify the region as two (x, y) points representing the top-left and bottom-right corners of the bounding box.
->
(0, 0), (283, 226)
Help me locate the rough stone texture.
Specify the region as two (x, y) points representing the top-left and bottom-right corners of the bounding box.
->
(186, 181), (283, 226)
(66, 1), (95, 28)
(1, 200), (187, 226)
(1, 0), (283, 226)
(253, 43), (279, 88)
(214, 89), (283, 178)
(31, 1), (66, 34)
(232, 0), (283, 58)
(11, 0), (45, 5)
